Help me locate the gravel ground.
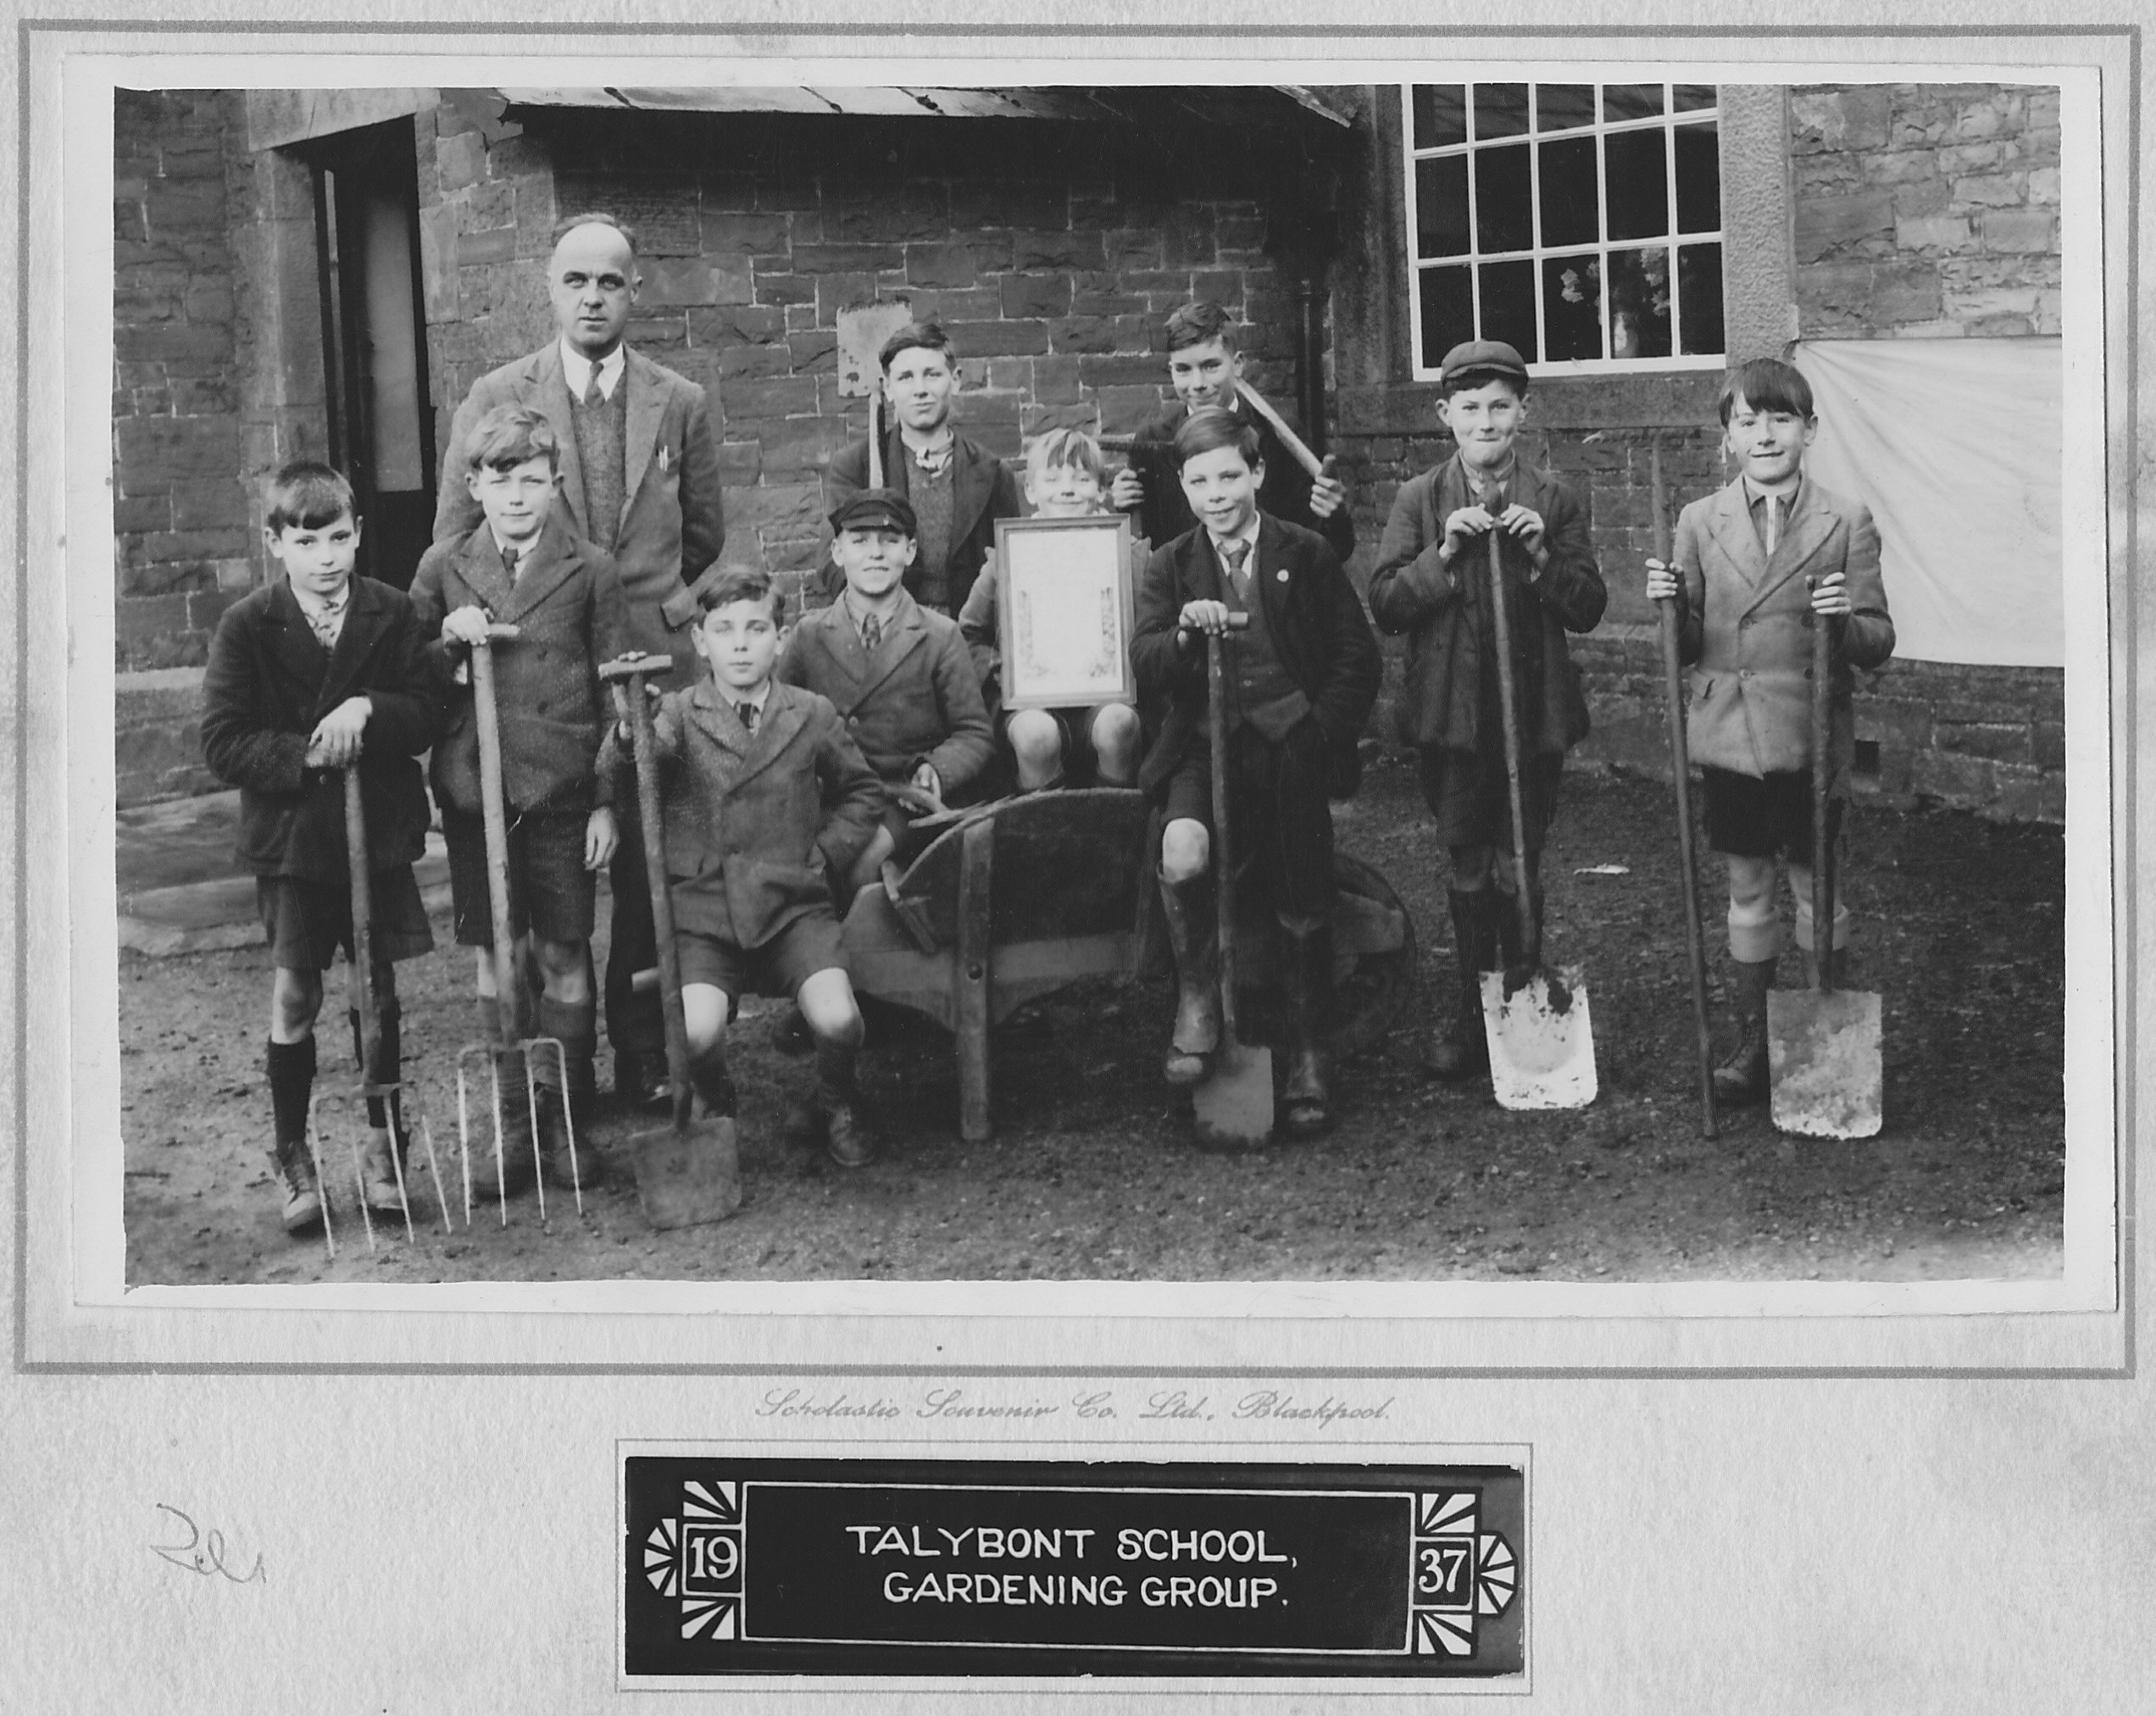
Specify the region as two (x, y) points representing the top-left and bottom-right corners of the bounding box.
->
(119, 759), (2066, 1287)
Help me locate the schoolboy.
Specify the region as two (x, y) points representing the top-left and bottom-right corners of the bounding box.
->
(1645, 356), (1894, 1103)
(781, 489), (995, 897)
(1367, 340), (1607, 1082)
(820, 320), (1022, 619)
(1131, 408), (1381, 1137)
(601, 569), (886, 1167)
(1112, 301), (1355, 563)
(958, 427), (1144, 791)
(409, 403), (629, 1191)
(200, 462), (442, 1234)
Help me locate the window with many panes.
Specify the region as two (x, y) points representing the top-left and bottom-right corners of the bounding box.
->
(1404, 81), (1725, 375)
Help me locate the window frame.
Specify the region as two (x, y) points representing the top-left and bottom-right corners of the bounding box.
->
(1401, 80), (1727, 380)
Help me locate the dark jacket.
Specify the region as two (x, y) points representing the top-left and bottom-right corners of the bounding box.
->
(1367, 453), (1606, 755)
(777, 590), (996, 796)
(1131, 514), (1381, 797)
(818, 426), (1022, 616)
(408, 513), (630, 817)
(432, 342), (727, 686)
(1125, 398), (1356, 564)
(199, 575), (441, 884)
(599, 680), (885, 950)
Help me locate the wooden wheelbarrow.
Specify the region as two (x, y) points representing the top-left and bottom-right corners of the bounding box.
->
(836, 788), (1416, 1141)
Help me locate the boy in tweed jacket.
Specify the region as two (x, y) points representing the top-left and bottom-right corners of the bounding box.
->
(409, 404), (629, 1191)
(201, 462), (442, 1234)
(1646, 357), (1894, 1103)
(603, 569), (886, 1167)
(1368, 340), (1607, 1085)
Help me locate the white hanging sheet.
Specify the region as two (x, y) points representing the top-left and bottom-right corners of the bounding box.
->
(1791, 338), (2063, 668)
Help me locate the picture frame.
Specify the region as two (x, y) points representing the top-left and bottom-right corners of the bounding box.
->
(993, 514), (1137, 710)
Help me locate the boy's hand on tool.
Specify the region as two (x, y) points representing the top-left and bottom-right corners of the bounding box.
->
(304, 696), (372, 769)
(1307, 464), (1347, 519)
(1108, 467), (1146, 511)
(1809, 569), (1853, 617)
(584, 805), (619, 870)
(894, 762), (945, 817)
(441, 605), (514, 648)
(1440, 504), (1498, 561)
(1178, 598), (1235, 636)
(1644, 557), (1681, 602)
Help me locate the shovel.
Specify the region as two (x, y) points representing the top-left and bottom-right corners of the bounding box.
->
(1766, 594), (1883, 1137)
(1651, 441), (1717, 1137)
(602, 652), (744, 1226)
(1477, 500), (1597, 1108)
(1192, 619), (1274, 1148)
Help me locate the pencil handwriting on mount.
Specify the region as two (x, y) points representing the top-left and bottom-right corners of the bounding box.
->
(149, 1503), (265, 1585)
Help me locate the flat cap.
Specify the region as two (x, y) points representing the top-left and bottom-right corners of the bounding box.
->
(828, 486), (918, 537)
(1438, 339), (1531, 386)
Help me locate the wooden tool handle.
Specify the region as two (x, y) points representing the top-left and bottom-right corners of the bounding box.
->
(1811, 584), (1835, 996)
(1235, 380), (1326, 480)
(618, 664), (695, 1102)
(867, 383), (886, 489)
(1652, 439), (1716, 1136)
(1205, 630), (1240, 1047)
(598, 650), (666, 683)
(342, 767), (380, 1078)
(467, 640), (525, 1042)
(1480, 499), (1536, 962)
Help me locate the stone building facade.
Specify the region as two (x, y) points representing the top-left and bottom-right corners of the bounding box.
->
(111, 81), (2070, 824)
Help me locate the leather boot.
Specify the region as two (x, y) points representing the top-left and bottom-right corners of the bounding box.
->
(1157, 871), (1220, 1086)
(815, 1039), (872, 1169)
(265, 1036), (321, 1233)
(1714, 958), (1776, 1105)
(1278, 914), (1333, 1137)
(358, 1128), (404, 1214)
(1425, 886), (1498, 1079)
(351, 1001), (408, 1213)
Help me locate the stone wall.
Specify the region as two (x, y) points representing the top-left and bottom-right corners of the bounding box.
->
(415, 97), (1326, 609)
(1791, 82), (2062, 338)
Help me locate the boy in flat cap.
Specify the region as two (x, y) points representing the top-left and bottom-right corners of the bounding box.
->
(1367, 340), (1607, 1086)
(780, 488), (995, 897)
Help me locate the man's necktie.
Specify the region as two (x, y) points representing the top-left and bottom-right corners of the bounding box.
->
(736, 700), (758, 734)
(584, 374), (603, 409)
(1763, 494), (1782, 558)
(502, 545), (520, 580)
(861, 614), (882, 653)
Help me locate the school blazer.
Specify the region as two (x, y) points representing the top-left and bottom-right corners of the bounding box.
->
(408, 514), (630, 818)
(776, 591), (996, 796)
(1125, 400), (1357, 564)
(1366, 454), (1606, 755)
(1130, 514), (1381, 797)
(1671, 475), (1895, 778)
(432, 342), (727, 684)
(199, 575), (442, 884)
(818, 427), (1022, 616)
(599, 680), (885, 950)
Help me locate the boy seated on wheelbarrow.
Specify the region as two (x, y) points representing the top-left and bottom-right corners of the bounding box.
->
(958, 426), (1144, 791)
(1131, 408), (1381, 1137)
(1645, 356), (1895, 1104)
(1367, 340), (1607, 1086)
(199, 460), (443, 1234)
(409, 403), (629, 1194)
(602, 569), (888, 1168)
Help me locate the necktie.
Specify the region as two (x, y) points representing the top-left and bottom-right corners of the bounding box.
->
(502, 545), (520, 580)
(584, 372), (603, 408)
(1763, 494), (1782, 557)
(1220, 539), (1250, 597)
(861, 614), (882, 653)
(304, 600), (342, 649)
(736, 700), (758, 735)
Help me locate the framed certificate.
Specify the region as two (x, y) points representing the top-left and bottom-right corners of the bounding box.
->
(993, 515), (1136, 710)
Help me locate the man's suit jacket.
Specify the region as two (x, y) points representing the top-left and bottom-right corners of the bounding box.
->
(776, 590), (995, 797)
(1126, 399), (1356, 564)
(1131, 513), (1381, 797)
(597, 679), (884, 951)
(432, 342), (726, 684)
(199, 575), (441, 885)
(818, 425), (1021, 616)
(1366, 453), (1606, 755)
(1671, 475), (1895, 778)
(408, 514), (630, 818)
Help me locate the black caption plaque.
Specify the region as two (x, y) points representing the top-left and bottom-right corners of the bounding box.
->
(623, 1458), (1524, 1679)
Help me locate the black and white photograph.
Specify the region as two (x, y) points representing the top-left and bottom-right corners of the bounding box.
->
(6, 14), (2148, 1713)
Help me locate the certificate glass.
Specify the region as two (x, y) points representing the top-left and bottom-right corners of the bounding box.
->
(994, 515), (1137, 709)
